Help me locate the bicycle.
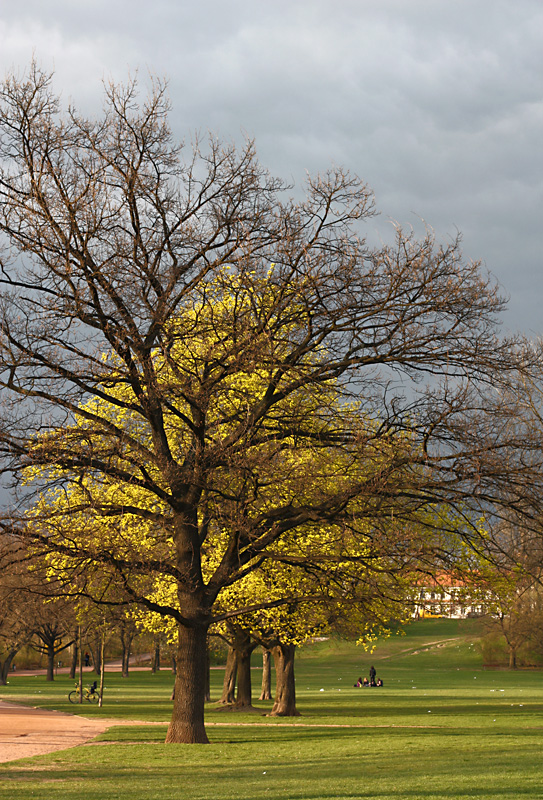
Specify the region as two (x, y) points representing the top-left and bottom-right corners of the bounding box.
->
(68, 682), (99, 704)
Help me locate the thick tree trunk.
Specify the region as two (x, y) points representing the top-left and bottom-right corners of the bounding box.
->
(259, 648), (273, 701)
(166, 623), (210, 744)
(233, 628), (257, 708)
(270, 643), (300, 716)
(235, 647), (253, 708)
(220, 646), (237, 704)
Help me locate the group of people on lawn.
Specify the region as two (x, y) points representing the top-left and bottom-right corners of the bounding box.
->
(354, 665), (383, 687)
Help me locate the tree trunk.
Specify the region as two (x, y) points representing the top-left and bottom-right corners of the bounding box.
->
(121, 646), (130, 678)
(88, 638), (102, 675)
(46, 642), (55, 682)
(259, 648), (273, 701)
(271, 643), (300, 716)
(119, 627), (133, 678)
(78, 625), (83, 705)
(509, 646), (518, 670)
(152, 639), (161, 673)
(98, 634), (106, 707)
(220, 646), (237, 704)
(204, 642), (211, 702)
(165, 622), (210, 744)
(0, 651), (17, 685)
(235, 646), (253, 708)
(69, 640), (78, 680)
(232, 628), (257, 708)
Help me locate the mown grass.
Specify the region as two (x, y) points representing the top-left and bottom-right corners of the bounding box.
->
(2, 619), (543, 799)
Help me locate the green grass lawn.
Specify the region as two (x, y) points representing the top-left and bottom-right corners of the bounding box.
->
(2, 619), (543, 800)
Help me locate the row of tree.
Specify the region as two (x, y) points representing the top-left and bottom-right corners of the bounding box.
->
(1, 64), (543, 742)
(0, 552), (150, 684)
(0, 539), (394, 718)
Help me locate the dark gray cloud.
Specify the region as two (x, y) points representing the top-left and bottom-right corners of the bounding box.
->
(1, 0), (541, 333)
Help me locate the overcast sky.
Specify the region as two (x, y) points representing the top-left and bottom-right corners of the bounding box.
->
(1, 0), (541, 335)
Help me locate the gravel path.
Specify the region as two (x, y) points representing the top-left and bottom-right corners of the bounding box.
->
(0, 700), (113, 764)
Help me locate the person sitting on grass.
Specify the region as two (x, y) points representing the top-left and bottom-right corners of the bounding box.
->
(376, 678), (383, 687)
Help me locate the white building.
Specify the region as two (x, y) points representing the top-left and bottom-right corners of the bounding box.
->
(412, 575), (486, 619)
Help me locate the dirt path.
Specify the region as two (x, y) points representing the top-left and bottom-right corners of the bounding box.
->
(0, 700), (451, 765)
(0, 700), (114, 764)
(375, 637), (460, 660)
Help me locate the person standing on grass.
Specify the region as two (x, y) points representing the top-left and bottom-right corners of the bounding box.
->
(369, 665), (376, 686)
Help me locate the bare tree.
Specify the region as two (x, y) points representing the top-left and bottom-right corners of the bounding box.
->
(488, 590), (538, 669)
(0, 64), (542, 743)
(480, 516), (543, 669)
(31, 600), (75, 681)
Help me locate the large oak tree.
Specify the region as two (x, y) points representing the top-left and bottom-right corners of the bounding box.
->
(0, 64), (542, 742)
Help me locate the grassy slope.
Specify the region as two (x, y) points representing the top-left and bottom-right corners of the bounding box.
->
(1, 619), (543, 800)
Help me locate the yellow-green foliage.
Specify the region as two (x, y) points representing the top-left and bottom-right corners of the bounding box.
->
(24, 275), (422, 639)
